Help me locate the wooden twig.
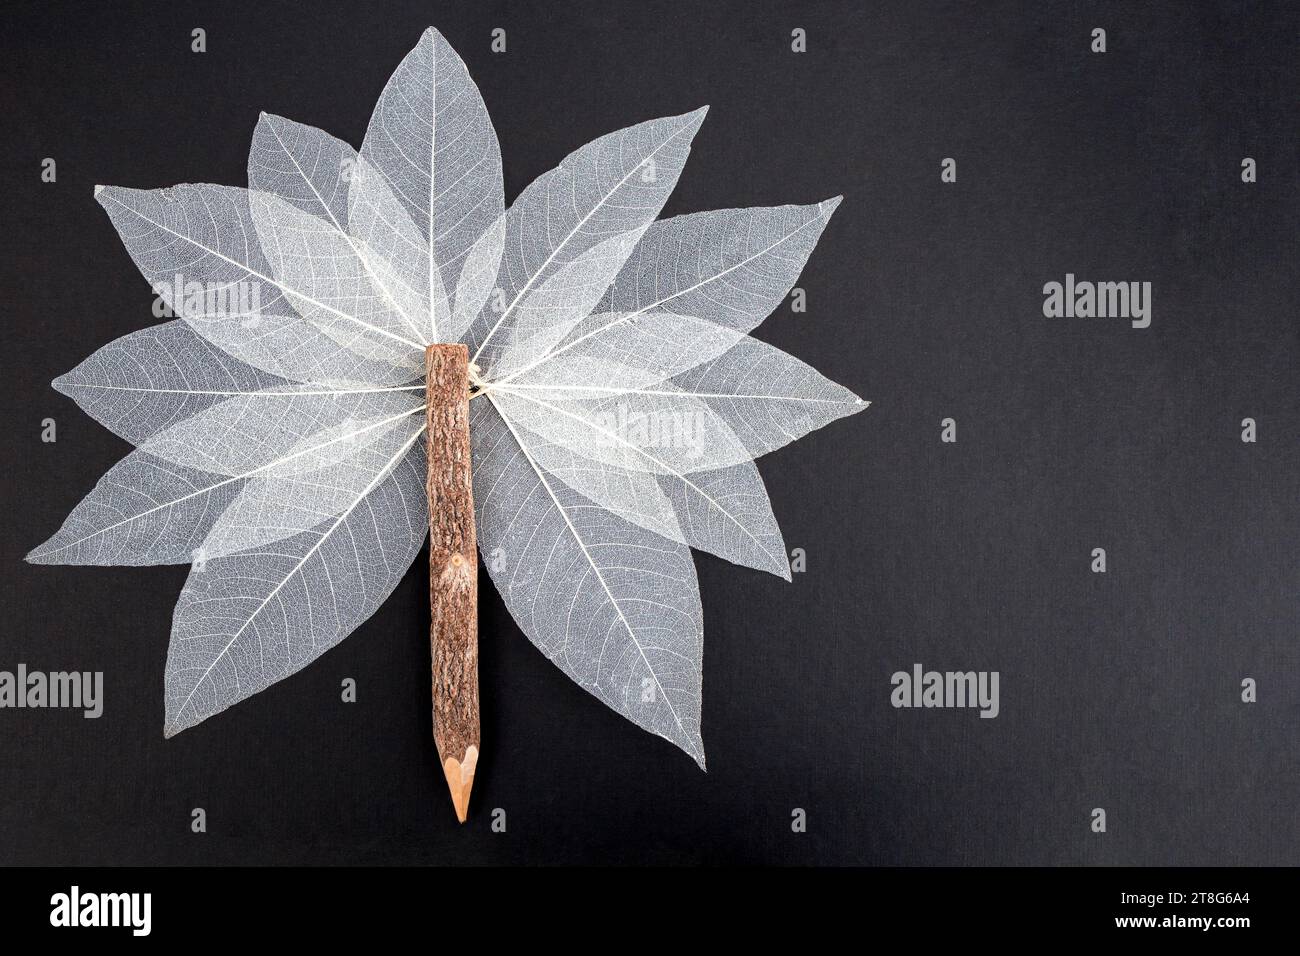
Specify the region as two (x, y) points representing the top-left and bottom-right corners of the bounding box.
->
(425, 344), (479, 824)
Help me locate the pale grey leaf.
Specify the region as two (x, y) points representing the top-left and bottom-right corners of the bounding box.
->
(95, 184), (423, 376)
(473, 398), (705, 766)
(501, 402), (685, 545)
(25, 407), (422, 566)
(347, 156), (450, 343)
(498, 334), (867, 468)
(670, 333), (868, 460)
(492, 388), (787, 577)
(360, 27), (504, 338)
(478, 228), (649, 379)
(26, 451), (243, 566)
(164, 434), (428, 735)
(200, 414), (425, 558)
(469, 108), (707, 372)
(597, 199), (841, 331)
(140, 386), (424, 475)
(250, 114), (445, 346)
(659, 461), (789, 579)
(248, 112), (354, 225)
(502, 199), (841, 382)
(499, 312), (745, 395)
(183, 309), (419, 387)
(248, 188), (429, 359)
(451, 213), (505, 342)
(491, 384), (752, 475)
(52, 319), (285, 446)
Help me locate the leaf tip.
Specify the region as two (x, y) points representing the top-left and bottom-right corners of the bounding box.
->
(760, 543), (793, 582)
(93, 184), (105, 198)
(24, 539), (59, 565)
(656, 107), (707, 154)
(419, 25), (450, 51)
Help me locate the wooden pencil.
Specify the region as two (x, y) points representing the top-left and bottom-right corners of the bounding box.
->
(424, 344), (480, 824)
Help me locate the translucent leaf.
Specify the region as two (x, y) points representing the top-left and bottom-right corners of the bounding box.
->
(140, 386), (423, 475)
(473, 399), (705, 766)
(492, 385), (752, 475)
(248, 189), (428, 358)
(183, 309), (419, 387)
(25, 408), (422, 566)
(164, 435), (428, 736)
(670, 334), (869, 460)
(250, 113), (445, 346)
(491, 389), (787, 577)
(248, 112), (354, 225)
(52, 319), (285, 446)
(479, 228), (649, 379)
(658, 461), (789, 579)
(451, 213), (505, 340)
(360, 27), (503, 342)
(597, 199), (842, 331)
(505, 410), (684, 545)
(26, 452), (243, 566)
(469, 108), (707, 373)
(499, 312), (745, 395)
(95, 183), (423, 378)
(199, 414), (424, 559)
(502, 199), (842, 382)
(498, 334), (868, 469)
(348, 158), (450, 343)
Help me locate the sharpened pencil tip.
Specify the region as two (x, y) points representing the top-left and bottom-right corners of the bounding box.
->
(442, 745), (479, 824)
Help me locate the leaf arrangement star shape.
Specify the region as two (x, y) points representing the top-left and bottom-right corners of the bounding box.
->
(28, 27), (868, 766)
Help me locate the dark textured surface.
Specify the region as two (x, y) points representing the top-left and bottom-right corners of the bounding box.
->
(0, 0), (1296, 865)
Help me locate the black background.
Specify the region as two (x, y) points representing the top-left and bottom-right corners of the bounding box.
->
(1, 0), (1296, 866)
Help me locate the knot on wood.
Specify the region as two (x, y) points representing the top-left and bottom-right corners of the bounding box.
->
(438, 552), (474, 590)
